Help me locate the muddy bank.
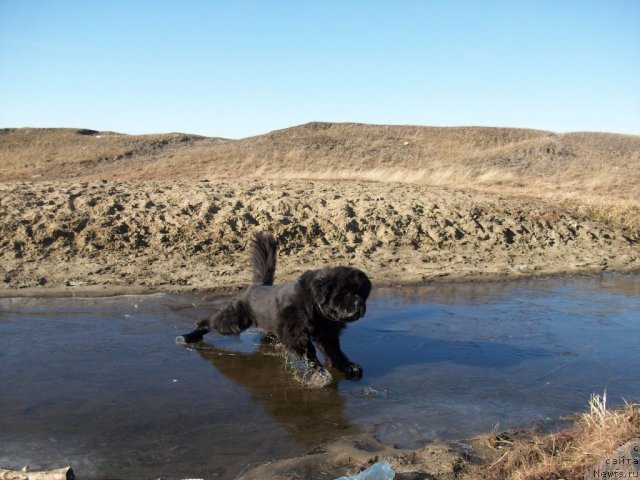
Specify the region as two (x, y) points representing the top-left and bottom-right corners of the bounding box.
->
(237, 432), (465, 479)
(1, 179), (638, 295)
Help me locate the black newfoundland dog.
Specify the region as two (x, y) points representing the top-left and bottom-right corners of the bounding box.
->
(176, 232), (371, 380)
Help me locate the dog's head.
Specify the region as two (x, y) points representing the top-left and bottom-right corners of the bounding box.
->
(302, 267), (371, 323)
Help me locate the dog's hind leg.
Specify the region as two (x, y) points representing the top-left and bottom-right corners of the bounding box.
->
(176, 300), (253, 345)
(204, 300), (253, 335)
(176, 324), (210, 344)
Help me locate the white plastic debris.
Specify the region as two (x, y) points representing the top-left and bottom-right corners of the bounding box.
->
(335, 460), (395, 480)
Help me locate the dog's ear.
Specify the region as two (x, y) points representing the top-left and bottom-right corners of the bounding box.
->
(355, 270), (372, 300)
(300, 269), (334, 306)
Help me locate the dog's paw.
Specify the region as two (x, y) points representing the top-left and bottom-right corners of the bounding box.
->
(285, 354), (333, 388)
(345, 363), (363, 380)
(302, 367), (333, 388)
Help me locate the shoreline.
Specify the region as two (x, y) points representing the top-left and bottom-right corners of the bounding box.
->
(1, 264), (639, 299)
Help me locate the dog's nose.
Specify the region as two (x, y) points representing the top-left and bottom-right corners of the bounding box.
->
(355, 297), (365, 316)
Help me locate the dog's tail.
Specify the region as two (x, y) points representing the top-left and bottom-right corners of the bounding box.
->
(251, 232), (277, 285)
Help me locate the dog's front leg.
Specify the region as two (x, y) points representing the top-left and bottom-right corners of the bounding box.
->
(315, 334), (363, 380)
(279, 323), (324, 371)
(278, 322), (333, 387)
(289, 337), (324, 372)
(284, 335), (335, 387)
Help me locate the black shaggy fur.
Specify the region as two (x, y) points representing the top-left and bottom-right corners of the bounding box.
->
(176, 232), (372, 380)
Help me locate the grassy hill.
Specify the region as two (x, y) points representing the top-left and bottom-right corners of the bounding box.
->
(0, 127), (228, 181)
(1, 122), (639, 232)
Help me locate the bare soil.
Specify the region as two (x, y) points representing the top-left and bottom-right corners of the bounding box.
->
(237, 432), (465, 479)
(1, 179), (637, 296)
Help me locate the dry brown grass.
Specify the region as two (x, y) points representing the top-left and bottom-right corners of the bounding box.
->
(465, 393), (640, 480)
(1, 122), (639, 234)
(272, 165), (639, 235)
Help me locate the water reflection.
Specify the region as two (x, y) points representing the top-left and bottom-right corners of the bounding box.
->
(190, 338), (353, 447)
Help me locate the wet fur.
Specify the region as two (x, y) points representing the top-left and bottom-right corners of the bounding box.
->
(177, 232), (371, 380)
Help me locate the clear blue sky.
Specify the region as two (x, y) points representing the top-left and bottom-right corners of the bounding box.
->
(1, 1), (639, 138)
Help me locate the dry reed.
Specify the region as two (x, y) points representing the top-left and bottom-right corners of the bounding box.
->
(466, 392), (640, 480)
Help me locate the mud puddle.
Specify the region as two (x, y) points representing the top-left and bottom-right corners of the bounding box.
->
(1, 274), (639, 479)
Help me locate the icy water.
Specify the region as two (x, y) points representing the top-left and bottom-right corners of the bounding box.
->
(1, 274), (639, 479)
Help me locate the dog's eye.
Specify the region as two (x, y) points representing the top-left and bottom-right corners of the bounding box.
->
(323, 284), (336, 301)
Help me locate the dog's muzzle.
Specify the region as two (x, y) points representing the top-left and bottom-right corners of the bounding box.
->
(354, 297), (366, 317)
(342, 297), (366, 322)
